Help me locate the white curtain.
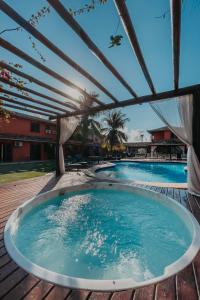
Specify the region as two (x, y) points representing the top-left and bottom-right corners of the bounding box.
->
(59, 116), (80, 174)
(150, 94), (200, 196)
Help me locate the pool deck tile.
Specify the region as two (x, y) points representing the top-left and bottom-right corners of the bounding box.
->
(0, 173), (199, 300)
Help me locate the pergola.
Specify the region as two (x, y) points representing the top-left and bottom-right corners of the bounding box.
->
(0, 0), (199, 176)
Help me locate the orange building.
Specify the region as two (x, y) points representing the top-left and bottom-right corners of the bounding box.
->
(0, 112), (56, 162)
(148, 126), (178, 142)
(125, 127), (187, 159)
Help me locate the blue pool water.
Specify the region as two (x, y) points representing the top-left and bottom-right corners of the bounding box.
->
(14, 189), (191, 281)
(96, 162), (187, 183)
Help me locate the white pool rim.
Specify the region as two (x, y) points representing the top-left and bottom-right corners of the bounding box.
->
(4, 182), (200, 291)
(89, 162), (187, 188)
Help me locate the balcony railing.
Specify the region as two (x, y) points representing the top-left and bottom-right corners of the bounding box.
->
(151, 138), (182, 144)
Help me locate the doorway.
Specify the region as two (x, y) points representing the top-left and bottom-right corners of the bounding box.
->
(30, 143), (41, 160)
(0, 143), (12, 162)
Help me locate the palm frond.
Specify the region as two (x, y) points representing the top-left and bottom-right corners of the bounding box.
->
(101, 109), (129, 152)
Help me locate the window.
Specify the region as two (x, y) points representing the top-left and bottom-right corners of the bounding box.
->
(45, 126), (51, 134)
(31, 122), (40, 133)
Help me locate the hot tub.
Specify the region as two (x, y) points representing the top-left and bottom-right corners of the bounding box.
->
(4, 182), (200, 291)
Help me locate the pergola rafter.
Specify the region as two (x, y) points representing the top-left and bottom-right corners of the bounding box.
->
(0, 0), (196, 122)
(0, 77), (75, 112)
(0, 87), (69, 114)
(0, 61), (80, 109)
(171, 0), (182, 90)
(52, 82), (200, 119)
(1, 95), (62, 116)
(0, 0), (118, 104)
(114, 0), (156, 94)
(47, 0), (138, 98)
(0, 38), (104, 107)
(2, 103), (56, 117)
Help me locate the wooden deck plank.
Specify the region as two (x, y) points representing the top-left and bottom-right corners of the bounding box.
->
(188, 195), (200, 223)
(66, 289), (91, 300)
(0, 216), (11, 226)
(0, 207), (19, 219)
(0, 210), (16, 220)
(0, 221), (7, 230)
(166, 188), (174, 199)
(0, 176), (199, 299)
(133, 285), (155, 300)
(44, 286), (71, 300)
(193, 252), (200, 298)
(0, 268), (27, 298)
(2, 274), (40, 300)
(111, 289), (133, 300)
(178, 189), (188, 208)
(89, 291), (111, 300)
(0, 240), (4, 248)
(0, 261), (18, 282)
(155, 277), (176, 300)
(0, 254), (11, 268)
(23, 280), (54, 300)
(173, 188), (181, 203)
(176, 264), (198, 300)
(0, 247), (7, 257)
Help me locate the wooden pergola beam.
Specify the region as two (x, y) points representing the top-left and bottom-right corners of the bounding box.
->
(2, 103), (56, 117)
(1, 96), (60, 116)
(56, 116), (61, 176)
(0, 38), (103, 106)
(0, 77), (75, 112)
(0, 61), (79, 109)
(52, 83), (200, 118)
(171, 0), (182, 90)
(192, 90), (200, 162)
(0, 1), (118, 104)
(47, 0), (137, 98)
(0, 88), (68, 114)
(114, 0), (155, 94)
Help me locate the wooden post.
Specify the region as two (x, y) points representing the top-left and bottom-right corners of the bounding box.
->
(56, 116), (61, 176)
(169, 145), (172, 160)
(192, 90), (200, 162)
(1, 144), (3, 162)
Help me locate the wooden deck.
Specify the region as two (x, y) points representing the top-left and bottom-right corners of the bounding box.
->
(0, 174), (200, 300)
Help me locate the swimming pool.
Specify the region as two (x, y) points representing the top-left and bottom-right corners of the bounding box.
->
(5, 183), (200, 291)
(95, 161), (187, 184)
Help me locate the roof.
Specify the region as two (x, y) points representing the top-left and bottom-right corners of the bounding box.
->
(0, 133), (99, 146)
(0, 133), (56, 143)
(8, 111), (56, 125)
(147, 126), (170, 134)
(125, 140), (184, 147)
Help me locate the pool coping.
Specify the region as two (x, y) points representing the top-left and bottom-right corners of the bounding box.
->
(4, 182), (200, 291)
(88, 162), (188, 189)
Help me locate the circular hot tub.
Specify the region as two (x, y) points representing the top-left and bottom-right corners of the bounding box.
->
(4, 183), (200, 291)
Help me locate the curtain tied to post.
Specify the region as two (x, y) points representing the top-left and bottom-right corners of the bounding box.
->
(150, 94), (200, 196)
(59, 116), (80, 174)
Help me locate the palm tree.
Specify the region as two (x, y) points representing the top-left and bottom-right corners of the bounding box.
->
(72, 93), (102, 156)
(102, 110), (129, 154)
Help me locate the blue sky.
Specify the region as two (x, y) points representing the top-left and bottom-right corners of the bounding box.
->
(1, 0), (200, 141)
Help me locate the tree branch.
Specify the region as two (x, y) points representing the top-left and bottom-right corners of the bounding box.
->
(0, 27), (20, 36)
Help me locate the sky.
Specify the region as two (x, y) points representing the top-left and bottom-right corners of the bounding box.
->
(1, 0), (200, 141)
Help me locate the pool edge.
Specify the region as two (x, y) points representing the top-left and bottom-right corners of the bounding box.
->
(89, 162), (188, 189)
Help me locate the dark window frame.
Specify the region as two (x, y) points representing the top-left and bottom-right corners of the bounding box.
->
(31, 122), (40, 133)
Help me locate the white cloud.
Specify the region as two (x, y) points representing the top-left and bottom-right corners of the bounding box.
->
(123, 127), (151, 142)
